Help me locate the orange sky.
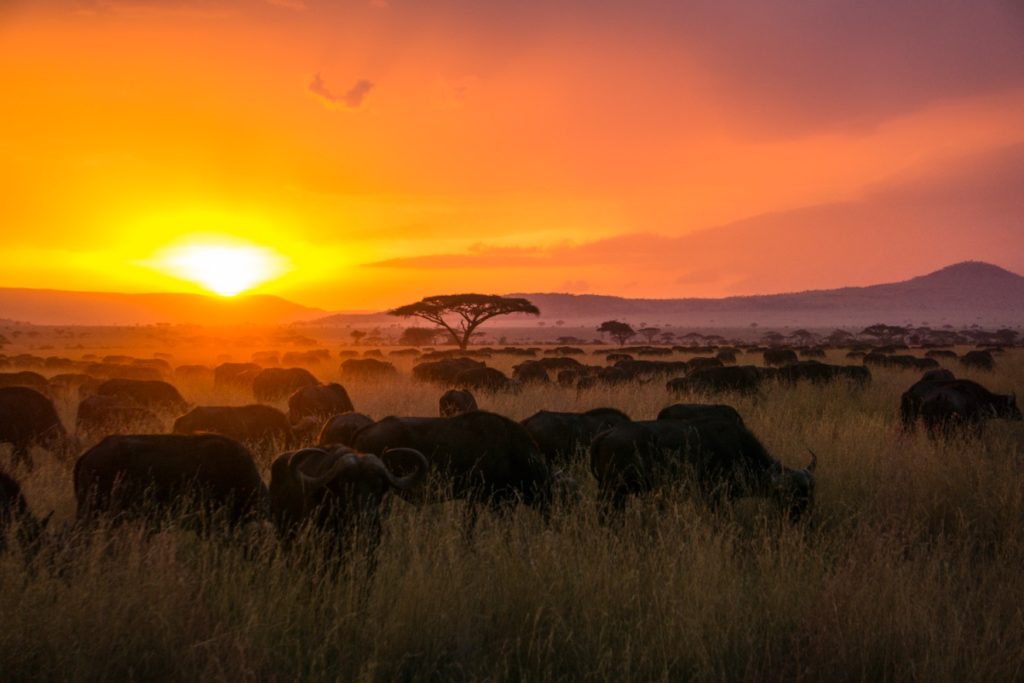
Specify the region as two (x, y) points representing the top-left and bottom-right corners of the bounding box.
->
(2, 0), (1024, 310)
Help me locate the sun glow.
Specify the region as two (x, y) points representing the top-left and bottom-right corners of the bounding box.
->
(152, 239), (289, 297)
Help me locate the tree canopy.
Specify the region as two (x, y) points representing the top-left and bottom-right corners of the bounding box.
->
(597, 320), (636, 346)
(389, 294), (540, 349)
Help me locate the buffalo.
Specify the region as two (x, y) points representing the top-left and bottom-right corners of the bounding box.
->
(76, 394), (164, 446)
(74, 434), (267, 527)
(0, 387), (75, 469)
(590, 417), (816, 522)
(213, 362), (262, 390)
(667, 365), (774, 396)
(268, 445), (427, 556)
(340, 358), (399, 381)
(439, 389), (478, 417)
(173, 405), (296, 448)
(511, 362), (552, 385)
(94, 379), (189, 415)
(960, 350), (995, 371)
(454, 367), (512, 392)
(521, 408), (631, 466)
(763, 349), (798, 367)
(253, 367), (320, 403)
(0, 371), (50, 394)
(413, 358), (487, 385)
(657, 403), (744, 427)
(351, 411), (553, 519)
(318, 412), (376, 447)
(287, 383), (355, 425)
(900, 373), (1020, 435)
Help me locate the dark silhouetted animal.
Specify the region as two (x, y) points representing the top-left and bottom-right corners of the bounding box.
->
(0, 371), (50, 394)
(173, 405), (295, 447)
(74, 434), (266, 527)
(0, 387), (74, 469)
(269, 445), (427, 556)
(763, 349), (798, 367)
(287, 383), (354, 425)
(318, 412), (376, 447)
(413, 358), (487, 385)
(439, 389), (478, 417)
(667, 366), (774, 396)
(512, 362), (552, 385)
(352, 411), (552, 515)
(253, 367), (320, 402)
(657, 403), (744, 427)
(521, 408), (631, 466)
(455, 367), (512, 392)
(94, 379), (189, 414)
(900, 374), (1020, 435)
(960, 350), (995, 371)
(590, 418), (816, 522)
(213, 362), (262, 390)
(340, 358), (399, 381)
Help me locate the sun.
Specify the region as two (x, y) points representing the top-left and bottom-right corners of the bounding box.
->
(152, 239), (289, 297)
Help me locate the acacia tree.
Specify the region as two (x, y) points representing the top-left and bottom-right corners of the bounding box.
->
(389, 294), (540, 350)
(597, 320), (636, 346)
(637, 327), (661, 343)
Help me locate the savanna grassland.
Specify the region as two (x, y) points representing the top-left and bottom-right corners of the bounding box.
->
(2, 344), (1023, 682)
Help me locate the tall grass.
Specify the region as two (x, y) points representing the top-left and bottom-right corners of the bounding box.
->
(1, 348), (1023, 681)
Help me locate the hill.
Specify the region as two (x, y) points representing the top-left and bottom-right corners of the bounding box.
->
(0, 288), (325, 326)
(504, 262), (1024, 328)
(309, 261), (1024, 329)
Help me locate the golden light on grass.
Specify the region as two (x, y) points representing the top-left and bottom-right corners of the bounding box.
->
(150, 238), (289, 297)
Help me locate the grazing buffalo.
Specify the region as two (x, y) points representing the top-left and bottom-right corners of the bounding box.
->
(960, 350), (995, 371)
(173, 405), (295, 447)
(351, 411), (553, 516)
(173, 365), (215, 383)
(318, 412), (376, 447)
(340, 358), (399, 381)
(0, 387), (75, 469)
(455, 367), (512, 392)
(776, 361), (871, 386)
(763, 349), (798, 367)
(900, 374), (1020, 435)
(925, 349), (958, 360)
(657, 403), (744, 427)
(413, 358), (487, 385)
(287, 383), (355, 425)
(521, 408), (631, 466)
(268, 445), (427, 555)
(716, 349), (738, 364)
(864, 353), (938, 371)
(686, 357), (725, 373)
(512, 362), (552, 385)
(76, 394), (164, 445)
(590, 418), (816, 522)
(0, 371), (50, 394)
(253, 367), (320, 402)
(667, 365), (774, 396)
(74, 434), (267, 527)
(95, 379), (189, 415)
(439, 389), (478, 417)
(0, 470), (46, 554)
(213, 362), (262, 390)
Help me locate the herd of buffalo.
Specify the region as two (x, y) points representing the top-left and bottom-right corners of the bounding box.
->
(0, 342), (1019, 562)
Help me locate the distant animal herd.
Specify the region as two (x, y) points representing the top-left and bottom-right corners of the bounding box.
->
(0, 340), (1019, 562)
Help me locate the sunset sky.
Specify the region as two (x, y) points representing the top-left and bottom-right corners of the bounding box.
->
(2, 0), (1024, 310)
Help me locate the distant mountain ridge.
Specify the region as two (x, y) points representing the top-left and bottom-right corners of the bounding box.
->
(502, 261), (1024, 327)
(0, 288), (325, 326)
(1, 262), (1021, 327)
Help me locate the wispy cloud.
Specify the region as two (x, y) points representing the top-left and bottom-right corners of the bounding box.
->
(309, 74), (375, 108)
